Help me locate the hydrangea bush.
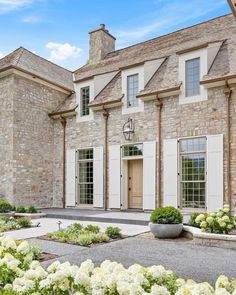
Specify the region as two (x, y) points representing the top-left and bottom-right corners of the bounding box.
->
(194, 204), (236, 234)
(0, 236), (235, 295)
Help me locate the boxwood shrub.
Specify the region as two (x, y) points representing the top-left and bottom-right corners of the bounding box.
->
(150, 206), (183, 224)
(0, 199), (12, 213)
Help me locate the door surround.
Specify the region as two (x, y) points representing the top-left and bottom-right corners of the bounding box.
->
(121, 143), (144, 210)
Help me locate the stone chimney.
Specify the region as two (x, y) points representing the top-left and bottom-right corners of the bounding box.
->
(89, 24), (116, 64)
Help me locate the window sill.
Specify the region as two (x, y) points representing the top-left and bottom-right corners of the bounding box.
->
(122, 105), (144, 115)
(179, 94), (207, 105)
(77, 114), (93, 123)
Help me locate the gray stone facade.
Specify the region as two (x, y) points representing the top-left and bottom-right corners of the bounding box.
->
(0, 73), (69, 207)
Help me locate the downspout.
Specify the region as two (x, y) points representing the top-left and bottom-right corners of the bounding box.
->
(60, 116), (67, 208)
(224, 81), (233, 212)
(155, 98), (163, 208)
(103, 108), (109, 210)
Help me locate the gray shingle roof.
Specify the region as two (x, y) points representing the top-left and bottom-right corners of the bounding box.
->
(0, 47), (74, 91)
(74, 14), (236, 82)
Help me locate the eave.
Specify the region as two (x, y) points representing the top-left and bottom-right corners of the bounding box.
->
(0, 66), (74, 94)
(89, 96), (123, 111)
(200, 74), (236, 88)
(49, 105), (78, 119)
(137, 85), (181, 101)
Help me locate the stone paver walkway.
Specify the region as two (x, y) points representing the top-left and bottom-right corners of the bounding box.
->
(3, 218), (149, 240)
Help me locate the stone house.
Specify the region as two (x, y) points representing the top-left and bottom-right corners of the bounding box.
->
(1, 9), (236, 213)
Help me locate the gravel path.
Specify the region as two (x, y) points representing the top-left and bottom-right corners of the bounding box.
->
(31, 235), (236, 285)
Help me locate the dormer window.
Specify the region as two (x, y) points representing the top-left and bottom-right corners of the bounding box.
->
(127, 74), (139, 108)
(185, 58), (200, 97)
(121, 65), (144, 115)
(80, 86), (90, 117)
(178, 48), (207, 104)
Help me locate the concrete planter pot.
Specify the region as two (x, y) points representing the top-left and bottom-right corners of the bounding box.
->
(149, 222), (183, 238)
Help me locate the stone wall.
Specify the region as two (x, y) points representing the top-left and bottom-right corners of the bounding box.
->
(0, 75), (14, 202)
(11, 75), (67, 207)
(55, 85), (236, 211)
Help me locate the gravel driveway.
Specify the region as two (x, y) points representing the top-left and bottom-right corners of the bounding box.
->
(31, 235), (236, 286)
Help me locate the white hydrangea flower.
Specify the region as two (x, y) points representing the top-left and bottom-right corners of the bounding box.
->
(7, 259), (20, 272)
(191, 282), (214, 295)
(215, 275), (230, 290)
(214, 288), (231, 295)
(195, 214), (205, 224)
(2, 236), (17, 250)
(148, 265), (168, 280)
(175, 286), (192, 295)
(17, 241), (30, 255)
(47, 260), (61, 273)
(150, 285), (170, 295)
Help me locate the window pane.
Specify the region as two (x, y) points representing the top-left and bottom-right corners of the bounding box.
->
(122, 144), (143, 157)
(185, 58), (200, 97)
(127, 74), (139, 108)
(80, 86), (90, 116)
(77, 148), (93, 205)
(180, 137), (206, 209)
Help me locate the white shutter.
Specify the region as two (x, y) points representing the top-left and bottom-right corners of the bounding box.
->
(93, 147), (104, 208)
(143, 141), (156, 210)
(163, 139), (178, 207)
(66, 149), (76, 207)
(207, 134), (223, 212)
(109, 145), (121, 209)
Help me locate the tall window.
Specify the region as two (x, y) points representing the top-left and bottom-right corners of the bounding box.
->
(180, 137), (206, 209)
(127, 74), (139, 108)
(185, 58), (200, 97)
(80, 86), (90, 116)
(77, 149), (93, 205)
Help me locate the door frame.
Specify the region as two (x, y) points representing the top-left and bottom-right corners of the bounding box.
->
(121, 143), (144, 210)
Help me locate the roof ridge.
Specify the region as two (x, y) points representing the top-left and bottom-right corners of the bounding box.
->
(16, 46), (73, 73)
(104, 13), (233, 59)
(14, 47), (25, 66)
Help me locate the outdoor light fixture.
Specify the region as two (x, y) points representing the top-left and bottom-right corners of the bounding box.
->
(123, 118), (135, 141)
(57, 220), (62, 231)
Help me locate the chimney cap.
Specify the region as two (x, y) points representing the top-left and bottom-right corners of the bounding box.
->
(89, 24), (116, 40)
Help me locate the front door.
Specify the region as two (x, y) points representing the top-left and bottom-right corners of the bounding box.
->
(128, 159), (143, 209)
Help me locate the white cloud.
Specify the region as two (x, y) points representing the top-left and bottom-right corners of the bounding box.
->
(116, 0), (226, 48)
(46, 42), (82, 62)
(0, 0), (33, 13)
(21, 15), (42, 23)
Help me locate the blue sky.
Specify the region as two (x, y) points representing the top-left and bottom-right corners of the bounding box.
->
(0, 0), (231, 71)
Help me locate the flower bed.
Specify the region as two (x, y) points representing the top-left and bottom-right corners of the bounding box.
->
(46, 223), (122, 246)
(0, 236), (235, 294)
(188, 204), (236, 234)
(0, 216), (32, 232)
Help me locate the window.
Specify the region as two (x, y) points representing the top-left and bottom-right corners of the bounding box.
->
(80, 86), (90, 116)
(180, 137), (206, 209)
(123, 144), (143, 157)
(185, 58), (200, 97)
(127, 74), (139, 108)
(77, 149), (93, 205)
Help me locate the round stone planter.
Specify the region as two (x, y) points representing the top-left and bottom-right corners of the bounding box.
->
(149, 222), (183, 238)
